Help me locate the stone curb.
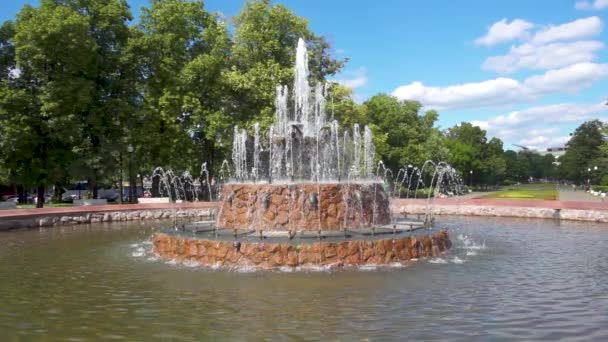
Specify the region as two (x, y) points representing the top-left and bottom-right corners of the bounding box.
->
(394, 204), (608, 223)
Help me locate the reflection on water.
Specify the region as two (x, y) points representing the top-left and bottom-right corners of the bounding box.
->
(1, 217), (607, 340)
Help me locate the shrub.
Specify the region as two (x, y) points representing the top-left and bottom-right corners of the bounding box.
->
(591, 185), (608, 193)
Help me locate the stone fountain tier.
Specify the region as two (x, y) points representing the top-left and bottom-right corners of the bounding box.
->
(217, 182), (391, 231)
(153, 230), (451, 269)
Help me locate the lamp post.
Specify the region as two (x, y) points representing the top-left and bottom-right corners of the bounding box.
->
(469, 170), (473, 188)
(587, 165), (597, 185)
(127, 144), (136, 203)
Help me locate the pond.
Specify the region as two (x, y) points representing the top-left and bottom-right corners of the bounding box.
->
(1, 217), (607, 340)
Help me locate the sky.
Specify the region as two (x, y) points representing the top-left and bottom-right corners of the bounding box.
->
(2, 0), (608, 151)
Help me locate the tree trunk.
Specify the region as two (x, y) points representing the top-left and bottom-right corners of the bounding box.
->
(17, 185), (26, 204)
(36, 185), (45, 208)
(129, 172), (137, 204)
(128, 159), (137, 204)
(53, 184), (62, 203)
(118, 152), (123, 204)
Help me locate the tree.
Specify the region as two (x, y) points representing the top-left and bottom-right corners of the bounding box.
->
(134, 0), (231, 177)
(445, 122), (487, 185)
(224, 0), (344, 147)
(326, 83), (367, 127)
(51, 0), (137, 199)
(445, 122), (507, 186)
(0, 1), (96, 207)
(483, 137), (506, 185)
(558, 120), (606, 183)
(364, 94), (445, 171)
(0, 21), (15, 80)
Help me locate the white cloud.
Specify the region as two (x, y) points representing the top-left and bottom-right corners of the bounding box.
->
(483, 40), (604, 74)
(471, 101), (607, 150)
(575, 0), (608, 10)
(475, 19), (534, 46)
(523, 62), (608, 94)
(392, 63), (608, 110)
(480, 17), (604, 74)
(333, 67), (368, 89)
(530, 16), (602, 45)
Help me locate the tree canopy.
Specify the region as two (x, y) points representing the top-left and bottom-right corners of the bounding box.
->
(0, 0), (604, 206)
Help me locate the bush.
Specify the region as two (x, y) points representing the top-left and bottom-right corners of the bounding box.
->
(414, 188), (433, 198)
(591, 185), (608, 193)
(601, 175), (608, 186)
(502, 179), (517, 186)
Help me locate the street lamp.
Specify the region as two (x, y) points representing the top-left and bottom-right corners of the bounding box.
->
(469, 170), (473, 188)
(127, 144), (136, 203)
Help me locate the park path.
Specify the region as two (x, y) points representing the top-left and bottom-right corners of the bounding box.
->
(0, 202), (215, 219)
(1, 193), (607, 221)
(558, 187), (605, 203)
(393, 197), (608, 210)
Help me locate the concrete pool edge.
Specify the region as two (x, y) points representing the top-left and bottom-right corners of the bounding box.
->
(1, 199), (607, 231)
(393, 202), (608, 223)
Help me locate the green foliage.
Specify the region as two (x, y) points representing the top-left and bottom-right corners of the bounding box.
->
(590, 184), (608, 193)
(558, 120), (606, 182)
(362, 94), (444, 171)
(225, 0), (344, 134)
(0, 0), (598, 203)
(445, 122), (507, 185)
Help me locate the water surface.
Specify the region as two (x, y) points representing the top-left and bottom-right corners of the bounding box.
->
(1, 217), (607, 340)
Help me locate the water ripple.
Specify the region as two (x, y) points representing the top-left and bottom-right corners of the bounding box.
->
(0, 217), (607, 340)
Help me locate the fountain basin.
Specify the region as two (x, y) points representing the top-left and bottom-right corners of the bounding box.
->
(153, 229), (450, 269)
(217, 182), (391, 230)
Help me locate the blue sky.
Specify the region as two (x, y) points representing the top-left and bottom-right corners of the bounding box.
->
(2, 0), (608, 151)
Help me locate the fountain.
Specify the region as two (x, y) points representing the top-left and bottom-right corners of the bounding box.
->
(153, 38), (452, 269)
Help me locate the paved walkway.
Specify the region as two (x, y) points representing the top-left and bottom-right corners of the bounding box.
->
(0, 202), (215, 219)
(394, 197), (608, 211)
(558, 187), (605, 203)
(1, 194), (606, 221)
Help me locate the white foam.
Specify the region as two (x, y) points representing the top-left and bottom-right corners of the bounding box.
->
(182, 260), (201, 268)
(358, 264), (379, 271)
(429, 258), (448, 264)
(451, 256), (465, 264)
(233, 265), (257, 273)
(295, 265), (332, 272)
(131, 251), (144, 257)
(466, 251), (478, 256)
(457, 234), (486, 250)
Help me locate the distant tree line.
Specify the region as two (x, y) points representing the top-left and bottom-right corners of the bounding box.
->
(0, 0), (606, 207)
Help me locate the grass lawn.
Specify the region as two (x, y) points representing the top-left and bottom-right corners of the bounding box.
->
(478, 184), (558, 201)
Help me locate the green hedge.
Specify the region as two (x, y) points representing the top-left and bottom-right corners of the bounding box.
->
(591, 185), (608, 192)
